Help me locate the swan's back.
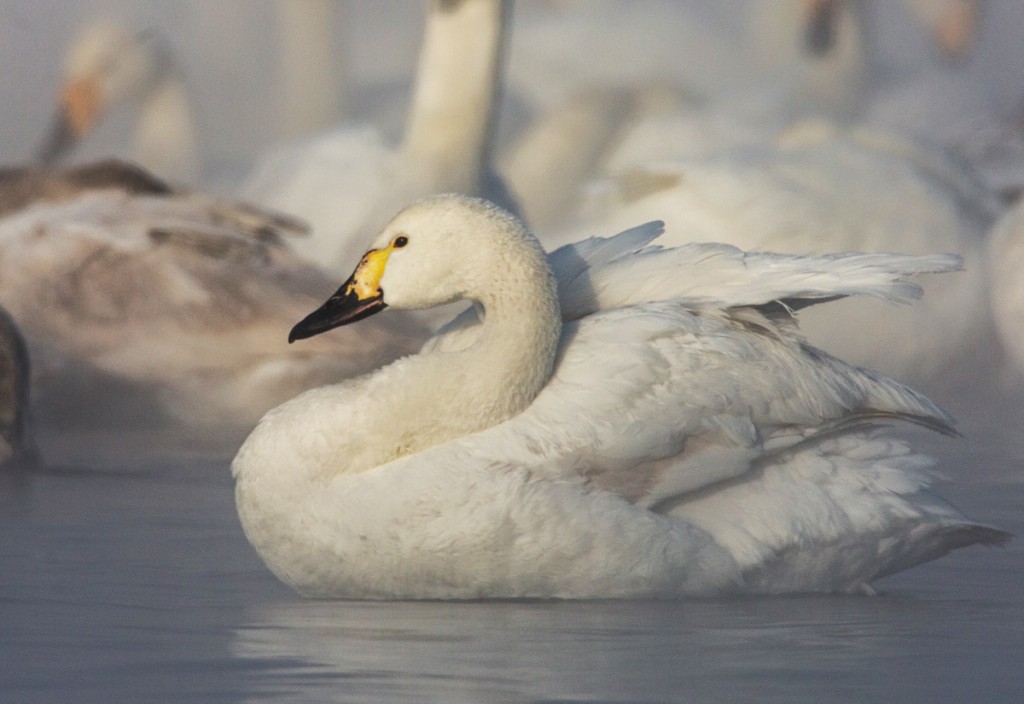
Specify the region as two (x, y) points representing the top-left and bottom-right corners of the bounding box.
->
(0, 187), (426, 442)
(0, 160), (173, 217)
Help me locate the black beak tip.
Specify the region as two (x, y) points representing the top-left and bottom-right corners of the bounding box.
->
(287, 291), (387, 344)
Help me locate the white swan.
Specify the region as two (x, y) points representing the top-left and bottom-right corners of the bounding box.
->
(38, 20), (199, 184)
(232, 194), (1006, 599)
(242, 0), (516, 270)
(0, 180), (426, 456)
(550, 122), (1003, 393)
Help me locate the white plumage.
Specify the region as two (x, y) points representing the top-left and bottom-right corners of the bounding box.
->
(232, 194), (1006, 600)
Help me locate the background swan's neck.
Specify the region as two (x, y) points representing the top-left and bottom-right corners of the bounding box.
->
(273, 0), (347, 139)
(134, 76), (199, 183)
(401, 0), (509, 193)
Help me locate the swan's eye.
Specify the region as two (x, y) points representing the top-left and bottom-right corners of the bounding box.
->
(393, 235), (409, 249)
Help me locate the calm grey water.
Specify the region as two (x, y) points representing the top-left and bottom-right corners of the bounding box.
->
(1, 414), (1022, 704)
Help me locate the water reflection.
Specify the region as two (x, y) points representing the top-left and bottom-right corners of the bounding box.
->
(233, 580), (1022, 703)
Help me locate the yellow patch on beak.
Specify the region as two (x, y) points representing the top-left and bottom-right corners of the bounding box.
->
(345, 243), (398, 301)
(60, 77), (102, 137)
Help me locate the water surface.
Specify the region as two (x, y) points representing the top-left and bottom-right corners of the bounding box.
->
(1, 423), (1021, 704)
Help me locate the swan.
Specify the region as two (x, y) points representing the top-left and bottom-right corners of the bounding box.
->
(0, 175), (426, 456)
(548, 122), (1003, 394)
(500, 0), (1000, 232)
(242, 0), (517, 270)
(37, 20), (199, 184)
(232, 194), (1007, 599)
(778, 0), (981, 67)
(747, 0), (867, 119)
(0, 306), (35, 467)
(902, 0), (981, 61)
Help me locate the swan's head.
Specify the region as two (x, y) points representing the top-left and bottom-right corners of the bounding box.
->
(290, 195), (546, 343)
(38, 21), (173, 163)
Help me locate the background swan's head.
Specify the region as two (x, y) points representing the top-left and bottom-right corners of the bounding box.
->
(290, 195), (552, 343)
(39, 21), (173, 163)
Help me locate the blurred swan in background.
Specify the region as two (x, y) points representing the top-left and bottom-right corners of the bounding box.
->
(986, 196), (1024, 381)
(758, 0), (981, 86)
(0, 306), (36, 467)
(540, 122), (1002, 395)
(0, 159), (175, 217)
(797, 0), (1023, 197)
(501, 0), (868, 211)
(242, 0), (517, 271)
(233, 194), (1007, 599)
(748, 0), (867, 118)
(0, 164), (426, 460)
(37, 20), (199, 184)
(272, 0), (347, 142)
(499, 0), (993, 233)
(903, 0), (981, 61)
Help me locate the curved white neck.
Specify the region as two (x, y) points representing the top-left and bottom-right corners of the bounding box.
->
(135, 76), (199, 183)
(234, 226), (561, 485)
(357, 237), (561, 473)
(401, 0), (509, 194)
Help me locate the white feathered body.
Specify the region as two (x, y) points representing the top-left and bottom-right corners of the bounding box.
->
(233, 203), (1005, 599)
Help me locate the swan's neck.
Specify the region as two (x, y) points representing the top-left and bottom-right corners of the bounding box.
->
(401, 0), (508, 194)
(234, 230), (561, 485)
(134, 76), (199, 183)
(274, 0), (346, 139)
(455, 272), (563, 426)
(355, 245), (561, 472)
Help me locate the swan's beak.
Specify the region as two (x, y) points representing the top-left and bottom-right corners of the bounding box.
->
(803, 0), (838, 57)
(288, 247), (391, 343)
(37, 77), (102, 164)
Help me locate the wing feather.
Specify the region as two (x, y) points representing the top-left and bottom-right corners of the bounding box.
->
(424, 298), (954, 509)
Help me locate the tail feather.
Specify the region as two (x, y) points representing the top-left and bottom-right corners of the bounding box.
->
(669, 432), (1010, 593)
